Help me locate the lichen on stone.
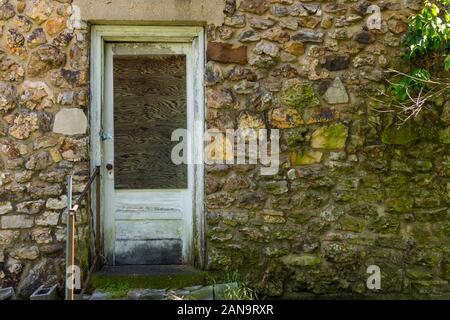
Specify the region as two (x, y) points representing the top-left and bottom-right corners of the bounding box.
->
(311, 124), (348, 149)
(281, 78), (320, 109)
(290, 150), (323, 165)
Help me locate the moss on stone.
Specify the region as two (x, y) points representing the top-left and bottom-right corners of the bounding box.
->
(96, 282), (132, 298)
(338, 216), (365, 232)
(311, 124), (348, 149)
(439, 127), (450, 143)
(280, 254), (321, 267)
(281, 79), (320, 109)
(381, 121), (418, 145)
(90, 271), (210, 290)
(290, 150), (323, 165)
(418, 125), (440, 141)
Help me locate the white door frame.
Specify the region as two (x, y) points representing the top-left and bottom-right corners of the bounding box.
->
(90, 25), (205, 267)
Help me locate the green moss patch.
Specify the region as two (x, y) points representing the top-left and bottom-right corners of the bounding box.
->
(311, 124), (348, 149)
(439, 127), (450, 143)
(381, 121), (418, 145)
(91, 271), (210, 291)
(282, 79), (320, 109)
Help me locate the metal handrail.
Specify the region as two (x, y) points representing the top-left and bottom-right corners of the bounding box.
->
(70, 166), (101, 213)
(65, 166), (101, 300)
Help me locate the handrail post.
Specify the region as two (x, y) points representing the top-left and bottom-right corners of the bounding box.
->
(65, 176), (74, 300)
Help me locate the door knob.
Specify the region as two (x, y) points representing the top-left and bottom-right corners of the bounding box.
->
(106, 163), (113, 170)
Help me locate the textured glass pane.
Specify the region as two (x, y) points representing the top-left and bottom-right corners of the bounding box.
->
(113, 55), (187, 189)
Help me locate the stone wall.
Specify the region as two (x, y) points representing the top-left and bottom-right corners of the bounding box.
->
(204, 0), (450, 298)
(0, 0), (449, 299)
(0, 0), (89, 297)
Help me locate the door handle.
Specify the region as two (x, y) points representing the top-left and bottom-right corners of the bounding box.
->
(106, 163), (113, 170)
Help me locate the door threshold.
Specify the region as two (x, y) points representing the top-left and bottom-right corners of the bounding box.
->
(98, 265), (203, 276)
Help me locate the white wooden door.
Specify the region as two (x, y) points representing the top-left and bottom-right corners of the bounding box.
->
(102, 43), (195, 265)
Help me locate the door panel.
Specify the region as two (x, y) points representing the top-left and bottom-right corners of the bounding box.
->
(115, 239), (182, 265)
(103, 43), (194, 265)
(113, 54), (187, 190)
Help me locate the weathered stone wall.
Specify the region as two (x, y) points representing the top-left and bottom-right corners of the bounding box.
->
(204, 0), (450, 298)
(0, 0), (449, 299)
(0, 0), (89, 297)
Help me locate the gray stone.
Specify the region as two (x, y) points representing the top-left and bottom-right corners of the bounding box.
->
(58, 91), (74, 105)
(1, 215), (34, 229)
(253, 40), (280, 57)
(249, 54), (276, 68)
(16, 200), (45, 214)
(27, 45), (66, 76)
(0, 287), (16, 300)
(53, 108), (87, 135)
(323, 77), (349, 104)
(238, 30), (261, 43)
(324, 55), (350, 71)
(0, 230), (20, 245)
(288, 3), (307, 16)
(323, 3), (347, 14)
(46, 195), (67, 210)
(0, 202), (13, 215)
(205, 62), (223, 86)
(27, 28), (47, 48)
(271, 5), (288, 17)
(263, 181), (288, 195)
(35, 211), (60, 226)
(303, 4), (321, 14)
(30, 284), (58, 300)
(239, 0), (270, 15)
(25, 0), (54, 24)
(188, 285), (214, 300)
(248, 17), (275, 30)
(11, 246), (40, 260)
(223, 0), (236, 17)
(292, 30), (324, 43)
(127, 288), (167, 300)
(354, 31), (375, 44)
(280, 17), (298, 30)
(287, 168), (297, 180)
(0, 83), (17, 113)
(25, 151), (51, 170)
(224, 14), (245, 27)
(89, 291), (113, 300)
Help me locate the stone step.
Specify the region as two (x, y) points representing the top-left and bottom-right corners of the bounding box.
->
(91, 265), (209, 291)
(89, 282), (239, 300)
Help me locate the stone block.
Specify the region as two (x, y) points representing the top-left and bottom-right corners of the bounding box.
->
(207, 42), (247, 64)
(1, 215), (34, 229)
(30, 284), (58, 300)
(53, 108), (87, 135)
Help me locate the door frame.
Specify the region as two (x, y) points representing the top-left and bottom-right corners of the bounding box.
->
(90, 25), (205, 268)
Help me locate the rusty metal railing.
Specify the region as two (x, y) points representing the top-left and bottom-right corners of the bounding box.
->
(65, 166), (101, 300)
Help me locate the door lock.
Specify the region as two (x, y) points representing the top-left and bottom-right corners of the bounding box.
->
(106, 163), (113, 171)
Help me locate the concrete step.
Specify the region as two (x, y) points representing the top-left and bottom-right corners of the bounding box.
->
(91, 265), (209, 291)
(88, 282), (239, 300)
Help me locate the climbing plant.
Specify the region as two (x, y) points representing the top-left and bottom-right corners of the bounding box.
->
(383, 0), (449, 122)
(404, 0), (450, 66)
